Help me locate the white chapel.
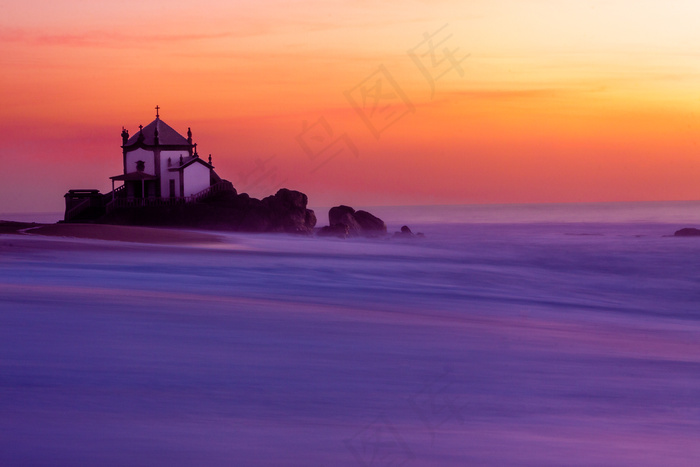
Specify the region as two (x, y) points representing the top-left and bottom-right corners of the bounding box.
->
(64, 108), (233, 222)
(111, 107), (216, 199)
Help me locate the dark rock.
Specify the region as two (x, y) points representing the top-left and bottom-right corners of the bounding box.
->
(328, 205), (355, 224)
(317, 223), (350, 238)
(305, 210), (317, 229)
(393, 225), (424, 239)
(261, 188), (314, 233)
(674, 227), (700, 237)
(326, 205), (386, 237)
(99, 186), (316, 234)
(329, 205), (362, 236)
(354, 210), (387, 235)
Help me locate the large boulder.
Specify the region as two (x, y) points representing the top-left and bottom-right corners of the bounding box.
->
(329, 205), (363, 236)
(326, 205), (386, 237)
(354, 210), (387, 235)
(261, 189), (316, 233)
(317, 223), (350, 238)
(305, 210), (317, 230)
(674, 227), (700, 237)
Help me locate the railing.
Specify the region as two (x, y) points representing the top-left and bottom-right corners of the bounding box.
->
(105, 180), (234, 214)
(104, 199), (117, 213)
(102, 184), (126, 202)
(106, 196), (191, 212)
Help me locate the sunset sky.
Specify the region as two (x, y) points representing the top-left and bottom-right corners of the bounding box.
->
(2, 0), (700, 213)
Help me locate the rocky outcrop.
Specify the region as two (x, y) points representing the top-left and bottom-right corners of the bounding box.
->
(392, 225), (425, 239)
(328, 205), (362, 235)
(261, 189), (316, 233)
(674, 227), (700, 237)
(305, 210), (317, 231)
(325, 205), (387, 237)
(354, 210), (387, 233)
(99, 187), (317, 234)
(393, 225), (414, 238)
(317, 223), (350, 238)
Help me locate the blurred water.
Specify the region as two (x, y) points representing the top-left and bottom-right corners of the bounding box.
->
(357, 200), (700, 227)
(1, 202), (700, 466)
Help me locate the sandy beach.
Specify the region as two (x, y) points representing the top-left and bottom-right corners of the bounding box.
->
(1, 221), (225, 245)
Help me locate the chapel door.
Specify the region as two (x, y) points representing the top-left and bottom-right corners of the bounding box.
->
(169, 179), (176, 198)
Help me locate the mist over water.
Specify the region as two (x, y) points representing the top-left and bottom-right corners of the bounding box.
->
(360, 200), (700, 225)
(2, 201), (700, 465)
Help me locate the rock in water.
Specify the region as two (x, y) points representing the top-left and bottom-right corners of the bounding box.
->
(305, 210), (317, 230)
(393, 225), (414, 238)
(262, 188), (316, 233)
(354, 210), (387, 235)
(392, 225), (424, 239)
(328, 205), (362, 236)
(674, 227), (700, 237)
(317, 223), (350, 238)
(327, 205), (387, 237)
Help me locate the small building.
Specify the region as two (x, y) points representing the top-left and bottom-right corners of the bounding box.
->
(112, 111), (214, 199)
(64, 108), (233, 222)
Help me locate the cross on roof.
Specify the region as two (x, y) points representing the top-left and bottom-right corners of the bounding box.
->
(155, 105), (160, 118)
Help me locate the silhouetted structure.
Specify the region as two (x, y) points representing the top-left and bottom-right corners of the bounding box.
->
(64, 107), (233, 222)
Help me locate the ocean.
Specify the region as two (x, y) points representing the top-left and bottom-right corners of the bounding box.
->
(1, 201), (700, 465)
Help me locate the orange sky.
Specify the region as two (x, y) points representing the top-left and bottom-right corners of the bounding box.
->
(2, 0), (700, 213)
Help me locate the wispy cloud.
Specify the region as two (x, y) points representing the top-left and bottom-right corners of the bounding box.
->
(443, 89), (561, 101)
(0, 28), (249, 48)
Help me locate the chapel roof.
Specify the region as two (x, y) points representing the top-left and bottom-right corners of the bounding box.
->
(125, 117), (190, 147)
(168, 155), (214, 172)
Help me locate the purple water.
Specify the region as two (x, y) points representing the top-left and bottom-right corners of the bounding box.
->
(2, 201), (700, 466)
